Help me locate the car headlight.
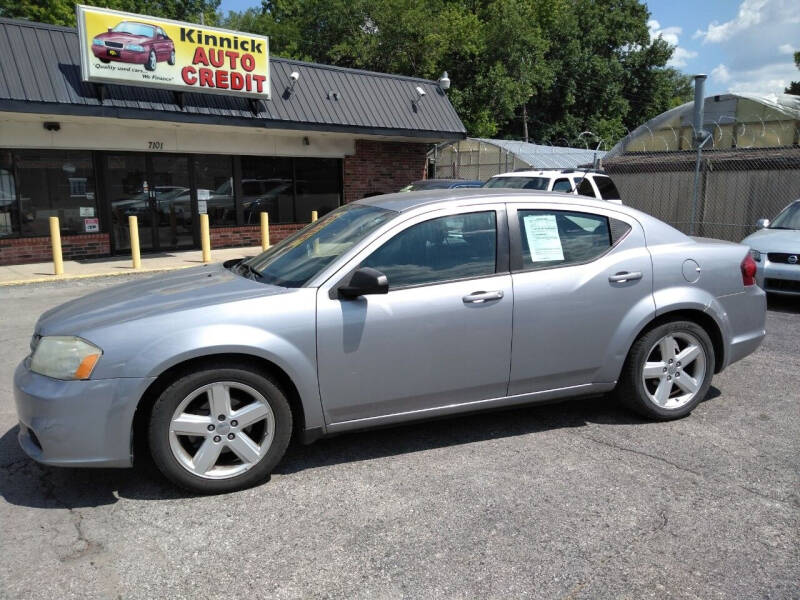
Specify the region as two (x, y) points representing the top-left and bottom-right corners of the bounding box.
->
(30, 336), (102, 380)
(92, 38), (105, 46)
(126, 44), (145, 52)
(750, 249), (761, 262)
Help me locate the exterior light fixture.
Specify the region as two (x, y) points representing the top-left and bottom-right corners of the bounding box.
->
(438, 71), (450, 91)
(284, 70), (300, 98)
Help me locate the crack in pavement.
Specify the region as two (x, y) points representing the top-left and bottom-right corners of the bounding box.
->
(580, 434), (797, 508)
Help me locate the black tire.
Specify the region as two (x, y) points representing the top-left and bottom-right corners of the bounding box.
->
(145, 50), (156, 71)
(168, 49), (175, 65)
(148, 364), (292, 493)
(99, 58), (111, 64)
(614, 320), (715, 420)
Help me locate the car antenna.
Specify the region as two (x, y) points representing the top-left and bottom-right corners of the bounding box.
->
(569, 148), (601, 195)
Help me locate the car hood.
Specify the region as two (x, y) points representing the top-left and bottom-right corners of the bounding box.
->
(36, 263), (292, 337)
(741, 228), (800, 252)
(95, 32), (149, 43)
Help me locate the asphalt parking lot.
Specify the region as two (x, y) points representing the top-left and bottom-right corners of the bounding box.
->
(0, 276), (797, 599)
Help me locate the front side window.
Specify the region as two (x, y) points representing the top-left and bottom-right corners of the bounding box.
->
(516, 209), (615, 270)
(361, 211), (497, 288)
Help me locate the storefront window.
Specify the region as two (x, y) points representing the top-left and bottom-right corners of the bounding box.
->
(0, 150), (17, 237)
(294, 158), (341, 222)
(15, 150), (98, 236)
(240, 156), (293, 224)
(194, 156), (235, 227)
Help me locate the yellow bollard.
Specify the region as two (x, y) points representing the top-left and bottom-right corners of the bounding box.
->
(260, 211), (270, 251)
(310, 210), (318, 222)
(49, 216), (63, 276)
(200, 214), (211, 263)
(128, 215), (141, 270)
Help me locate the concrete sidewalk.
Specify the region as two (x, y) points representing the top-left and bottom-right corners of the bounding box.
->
(0, 246), (264, 286)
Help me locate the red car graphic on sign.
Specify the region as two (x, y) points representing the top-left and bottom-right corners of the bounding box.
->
(91, 21), (175, 71)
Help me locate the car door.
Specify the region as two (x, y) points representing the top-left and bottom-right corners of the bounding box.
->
(316, 205), (513, 426)
(507, 203), (655, 395)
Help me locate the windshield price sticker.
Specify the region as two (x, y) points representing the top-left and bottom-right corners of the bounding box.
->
(523, 214), (564, 262)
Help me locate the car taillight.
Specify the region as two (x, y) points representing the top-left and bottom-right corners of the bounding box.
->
(741, 254), (757, 286)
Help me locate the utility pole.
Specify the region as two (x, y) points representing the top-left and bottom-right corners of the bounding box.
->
(690, 74), (709, 236)
(522, 104), (529, 143)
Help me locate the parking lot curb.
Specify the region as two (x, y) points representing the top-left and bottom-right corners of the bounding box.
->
(0, 264), (195, 287)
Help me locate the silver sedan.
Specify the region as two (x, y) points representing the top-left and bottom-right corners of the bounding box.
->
(14, 190), (766, 493)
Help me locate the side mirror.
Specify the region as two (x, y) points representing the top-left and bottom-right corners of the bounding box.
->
(339, 267), (388, 299)
(756, 218), (770, 229)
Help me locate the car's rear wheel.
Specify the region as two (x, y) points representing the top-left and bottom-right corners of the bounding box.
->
(148, 365), (292, 493)
(145, 50), (156, 71)
(615, 320), (714, 420)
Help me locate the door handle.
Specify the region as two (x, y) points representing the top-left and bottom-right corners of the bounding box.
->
(608, 271), (643, 283)
(462, 290), (504, 304)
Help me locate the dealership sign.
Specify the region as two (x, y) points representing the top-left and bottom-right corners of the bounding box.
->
(76, 5), (270, 99)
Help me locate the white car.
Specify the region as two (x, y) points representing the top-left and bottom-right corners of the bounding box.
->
(484, 169), (623, 204)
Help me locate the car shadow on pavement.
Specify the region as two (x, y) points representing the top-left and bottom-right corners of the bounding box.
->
(0, 388), (722, 507)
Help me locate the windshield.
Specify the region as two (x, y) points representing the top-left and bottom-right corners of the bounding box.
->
(112, 22), (155, 37)
(483, 176), (549, 190)
(240, 203), (395, 287)
(769, 202), (800, 230)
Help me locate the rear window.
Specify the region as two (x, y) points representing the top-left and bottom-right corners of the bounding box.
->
(484, 177), (549, 190)
(594, 176), (621, 200)
(576, 178), (596, 198)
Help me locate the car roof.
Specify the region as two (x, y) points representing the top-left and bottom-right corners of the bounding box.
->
(489, 169), (607, 178)
(356, 188), (620, 214)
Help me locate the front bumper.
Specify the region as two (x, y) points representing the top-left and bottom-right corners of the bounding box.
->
(13, 361), (155, 468)
(756, 259), (800, 295)
(91, 46), (149, 65)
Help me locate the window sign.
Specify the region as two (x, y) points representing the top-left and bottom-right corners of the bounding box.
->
(76, 5), (270, 99)
(80, 206), (95, 217)
(522, 214), (564, 262)
(84, 218), (100, 232)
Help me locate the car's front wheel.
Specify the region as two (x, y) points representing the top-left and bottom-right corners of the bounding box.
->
(168, 49), (176, 65)
(148, 364), (292, 493)
(145, 50), (157, 71)
(616, 320), (714, 420)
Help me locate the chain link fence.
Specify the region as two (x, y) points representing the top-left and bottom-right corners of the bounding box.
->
(604, 94), (800, 242)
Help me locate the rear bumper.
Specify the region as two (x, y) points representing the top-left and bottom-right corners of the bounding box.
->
(717, 285), (767, 370)
(13, 361), (155, 468)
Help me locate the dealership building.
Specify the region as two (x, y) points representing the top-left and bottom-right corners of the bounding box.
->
(0, 16), (465, 266)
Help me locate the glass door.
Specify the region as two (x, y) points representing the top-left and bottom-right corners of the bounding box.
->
(150, 155), (194, 250)
(107, 153), (151, 252)
(106, 153), (195, 253)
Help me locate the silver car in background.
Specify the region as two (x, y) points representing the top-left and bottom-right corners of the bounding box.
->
(14, 190), (766, 493)
(741, 199), (800, 296)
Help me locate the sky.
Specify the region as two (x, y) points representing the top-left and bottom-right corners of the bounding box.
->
(218, 0), (800, 97)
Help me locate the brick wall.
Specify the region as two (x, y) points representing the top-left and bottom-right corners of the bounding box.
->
(210, 224), (305, 248)
(343, 139), (429, 203)
(0, 234), (110, 266)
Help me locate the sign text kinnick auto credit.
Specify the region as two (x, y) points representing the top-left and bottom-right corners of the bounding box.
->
(179, 28), (268, 93)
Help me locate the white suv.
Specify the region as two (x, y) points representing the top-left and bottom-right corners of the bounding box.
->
(484, 169), (623, 204)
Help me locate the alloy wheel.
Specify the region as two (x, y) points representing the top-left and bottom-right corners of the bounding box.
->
(168, 381), (275, 479)
(641, 331), (707, 410)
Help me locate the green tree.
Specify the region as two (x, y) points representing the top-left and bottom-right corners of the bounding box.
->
(0, 0), (221, 28)
(786, 51), (800, 95)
